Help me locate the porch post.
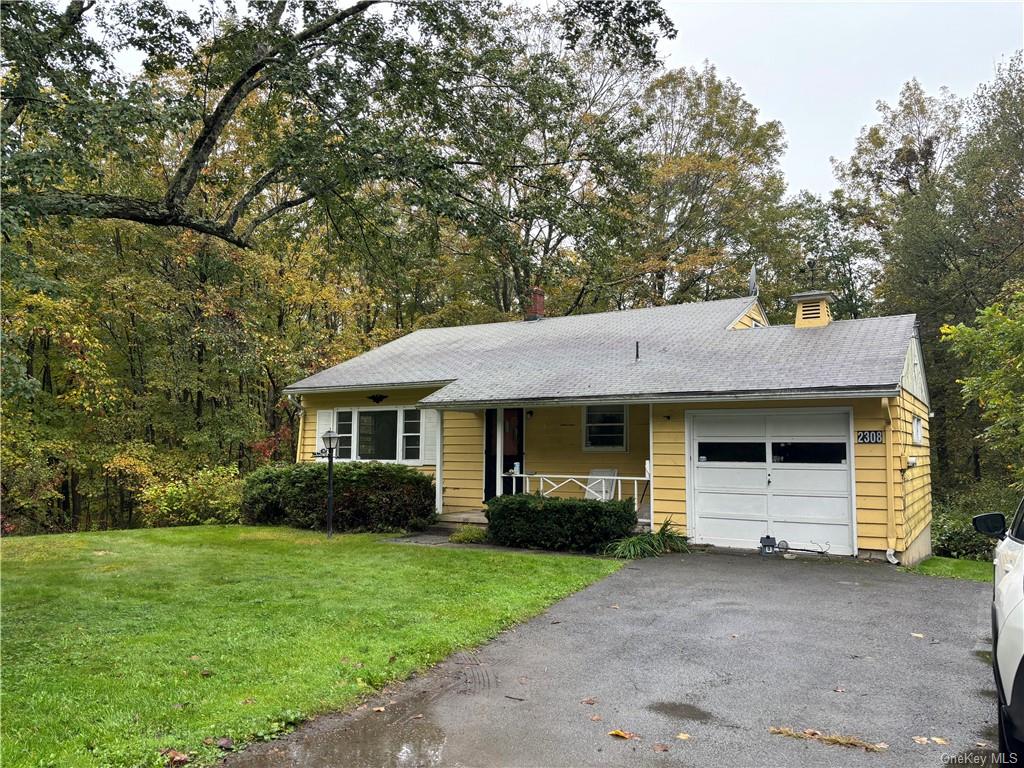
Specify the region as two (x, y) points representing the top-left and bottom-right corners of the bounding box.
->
(648, 404), (655, 532)
(495, 407), (504, 497)
(435, 411), (444, 515)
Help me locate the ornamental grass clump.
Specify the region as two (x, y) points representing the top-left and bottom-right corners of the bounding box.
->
(605, 520), (689, 559)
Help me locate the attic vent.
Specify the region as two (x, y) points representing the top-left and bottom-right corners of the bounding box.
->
(800, 303), (821, 320)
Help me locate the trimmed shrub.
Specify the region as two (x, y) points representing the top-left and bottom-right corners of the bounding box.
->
(239, 464), (291, 524)
(240, 461), (436, 532)
(932, 480), (1020, 560)
(141, 466), (242, 527)
(485, 494), (636, 552)
(449, 525), (488, 544)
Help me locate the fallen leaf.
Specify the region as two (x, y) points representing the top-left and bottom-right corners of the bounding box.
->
(216, 738), (233, 750)
(675, 733), (691, 741)
(930, 737), (948, 745)
(653, 743), (670, 752)
(161, 749), (190, 766)
(412, 714), (424, 720)
(580, 697), (597, 705)
(912, 736), (929, 744)
(550, 620), (562, 625)
(201, 738), (214, 746)
(372, 706), (386, 712)
(610, 604), (620, 610)
(388, 700), (397, 705)
(976, 741), (993, 748)
(769, 726), (888, 752)
(590, 715), (603, 722)
(241, 698), (255, 705)
(833, 687), (846, 693)
(911, 632), (925, 639)
(729, 634), (738, 639)
(188, 655), (201, 661)
(608, 730), (637, 740)
(199, 669), (213, 678)
(388, 655), (396, 664)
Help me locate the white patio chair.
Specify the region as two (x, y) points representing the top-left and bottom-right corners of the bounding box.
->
(585, 469), (619, 501)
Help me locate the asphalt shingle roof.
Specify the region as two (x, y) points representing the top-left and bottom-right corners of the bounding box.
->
(284, 296), (918, 406)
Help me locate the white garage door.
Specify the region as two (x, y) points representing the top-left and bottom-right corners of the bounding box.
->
(689, 410), (855, 556)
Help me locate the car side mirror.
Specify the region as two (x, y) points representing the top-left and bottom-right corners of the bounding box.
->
(972, 512), (1006, 539)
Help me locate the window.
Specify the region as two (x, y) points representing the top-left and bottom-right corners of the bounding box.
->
(771, 442), (847, 464)
(912, 415), (923, 446)
(333, 407), (425, 463)
(335, 410), (354, 459)
(584, 405), (627, 451)
(358, 410), (398, 460)
(1009, 497), (1024, 541)
(697, 442), (766, 463)
(402, 409), (421, 461)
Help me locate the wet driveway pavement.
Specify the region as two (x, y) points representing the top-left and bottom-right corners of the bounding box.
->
(225, 551), (995, 767)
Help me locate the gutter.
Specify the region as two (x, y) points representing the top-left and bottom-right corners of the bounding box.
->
(283, 379), (455, 395)
(420, 385), (902, 410)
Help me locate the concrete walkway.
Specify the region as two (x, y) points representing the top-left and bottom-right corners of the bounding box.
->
(225, 551), (995, 767)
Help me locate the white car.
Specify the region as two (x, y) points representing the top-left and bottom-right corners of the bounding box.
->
(974, 497), (1024, 761)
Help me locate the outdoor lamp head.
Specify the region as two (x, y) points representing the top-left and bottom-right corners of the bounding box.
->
(322, 429), (341, 452)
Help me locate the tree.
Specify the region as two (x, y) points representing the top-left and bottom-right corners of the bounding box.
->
(624, 64), (789, 308)
(1, 0), (674, 247)
(942, 285), (1024, 489)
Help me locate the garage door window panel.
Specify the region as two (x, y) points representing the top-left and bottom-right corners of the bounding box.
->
(771, 442), (847, 465)
(697, 442), (766, 463)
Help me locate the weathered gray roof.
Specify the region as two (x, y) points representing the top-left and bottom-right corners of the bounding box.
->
(285, 296), (919, 407)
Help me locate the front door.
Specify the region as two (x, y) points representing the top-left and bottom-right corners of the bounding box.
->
(484, 408), (524, 500)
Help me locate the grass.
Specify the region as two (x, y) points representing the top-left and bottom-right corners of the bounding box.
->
(908, 555), (993, 582)
(1, 526), (620, 768)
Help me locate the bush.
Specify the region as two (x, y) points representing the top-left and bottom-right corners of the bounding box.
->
(141, 466), (242, 527)
(485, 494), (636, 553)
(449, 525), (488, 544)
(932, 480), (1020, 560)
(606, 520), (689, 559)
(240, 461), (436, 532)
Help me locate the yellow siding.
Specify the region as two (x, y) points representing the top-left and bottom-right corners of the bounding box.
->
(523, 405), (650, 499)
(652, 403), (686, 529)
(729, 300), (769, 329)
(442, 410), (485, 512)
(895, 390), (932, 550)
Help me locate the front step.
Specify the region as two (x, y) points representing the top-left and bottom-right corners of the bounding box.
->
(428, 511), (487, 534)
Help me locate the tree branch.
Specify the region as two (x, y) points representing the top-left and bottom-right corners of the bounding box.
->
(241, 193), (315, 242)
(163, 0), (382, 214)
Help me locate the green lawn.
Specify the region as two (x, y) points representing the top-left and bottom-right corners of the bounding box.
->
(1, 526), (620, 768)
(909, 555), (994, 582)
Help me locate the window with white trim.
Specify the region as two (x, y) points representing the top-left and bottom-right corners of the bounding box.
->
(335, 410), (354, 459)
(583, 405), (627, 451)
(333, 407), (424, 463)
(912, 415), (923, 446)
(402, 409), (421, 461)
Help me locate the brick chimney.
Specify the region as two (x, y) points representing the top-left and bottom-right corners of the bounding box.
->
(526, 287), (545, 321)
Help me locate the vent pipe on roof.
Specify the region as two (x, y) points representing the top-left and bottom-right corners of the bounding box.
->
(525, 287), (545, 321)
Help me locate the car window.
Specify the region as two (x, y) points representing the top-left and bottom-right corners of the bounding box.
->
(1010, 497), (1024, 540)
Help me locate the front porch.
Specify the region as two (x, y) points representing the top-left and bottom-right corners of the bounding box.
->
(436, 402), (654, 530)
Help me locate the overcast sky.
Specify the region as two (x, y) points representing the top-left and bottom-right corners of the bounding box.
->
(659, 1), (1024, 196)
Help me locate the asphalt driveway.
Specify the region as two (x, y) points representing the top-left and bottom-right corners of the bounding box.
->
(227, 551), (995, 767)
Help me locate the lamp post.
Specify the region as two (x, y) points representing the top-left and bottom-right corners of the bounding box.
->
(321, 429), (342, 538)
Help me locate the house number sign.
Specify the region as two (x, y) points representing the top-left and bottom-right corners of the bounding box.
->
(856, 430), (884, 444)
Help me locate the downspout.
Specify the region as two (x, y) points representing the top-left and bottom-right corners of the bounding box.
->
(648, 403), (655, 532)
(882, 397), (899, 564)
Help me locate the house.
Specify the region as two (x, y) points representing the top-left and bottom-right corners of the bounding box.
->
(284, 290), (932, 565)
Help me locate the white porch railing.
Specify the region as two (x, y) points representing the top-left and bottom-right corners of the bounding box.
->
(503, 461), (651, 517)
